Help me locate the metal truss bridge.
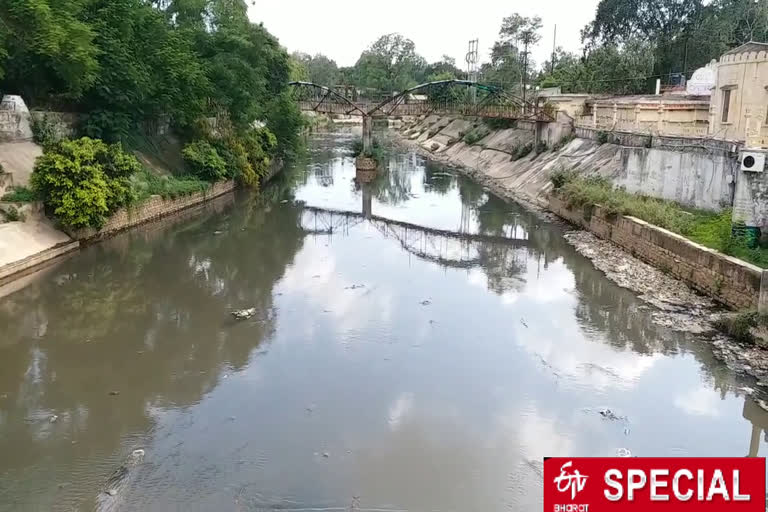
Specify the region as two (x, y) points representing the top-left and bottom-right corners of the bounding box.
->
(288, 80), (554, 122)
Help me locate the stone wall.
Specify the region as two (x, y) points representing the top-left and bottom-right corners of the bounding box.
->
(69, 180), (236, 241)
(549, 194), (763, 310)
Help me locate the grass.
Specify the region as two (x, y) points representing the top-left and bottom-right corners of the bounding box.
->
(1, 186), (38, 202)
(130, 168), (210, 202)
(552, 170), (768, 268)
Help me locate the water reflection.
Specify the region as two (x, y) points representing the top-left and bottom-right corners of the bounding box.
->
(0, 130), (766, 511)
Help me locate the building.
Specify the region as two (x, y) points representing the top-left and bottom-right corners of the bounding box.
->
(709, 41), (768, 147)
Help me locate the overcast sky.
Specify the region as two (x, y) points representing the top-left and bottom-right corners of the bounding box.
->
(249, 0), (600, 71)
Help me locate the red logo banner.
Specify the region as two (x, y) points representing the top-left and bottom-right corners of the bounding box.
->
(543, 457), (766, 511)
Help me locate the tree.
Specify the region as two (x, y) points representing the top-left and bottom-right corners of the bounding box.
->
(424, 55), (465, 82)
(481, 14), (542, 90)
(292, 52), (340, 86)
(351, 33), (427, 93)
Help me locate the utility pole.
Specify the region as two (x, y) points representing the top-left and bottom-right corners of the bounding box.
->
(522, 39), (529, 108)
(466, 39), (479, 104)
(551, 25), (557, 74)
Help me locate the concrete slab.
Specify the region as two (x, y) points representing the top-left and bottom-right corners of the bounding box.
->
(0, 141), (43, 187)
(0, 220), (71, 267)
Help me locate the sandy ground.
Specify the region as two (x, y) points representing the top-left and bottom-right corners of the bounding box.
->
(0, 220), (72, 267)
(0, 141), (43, 187)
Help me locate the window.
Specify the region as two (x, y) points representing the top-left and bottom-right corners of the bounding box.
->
(722, 89), (731, 123)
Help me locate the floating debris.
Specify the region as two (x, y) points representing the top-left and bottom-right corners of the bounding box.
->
(420, 299), (432, 306)
(231, 308), (256, 320)
(520, 318), (528, 328)
(322, 452), (330, 458)
(616, 448), (632, 457)
(598, 408), (627, 421)
(108, 391), (120, 396)
(49, 415), (59, 423)
(344, 284), (366, 290)
(280, 199), (289, 204)
(213, 230), (223, 235)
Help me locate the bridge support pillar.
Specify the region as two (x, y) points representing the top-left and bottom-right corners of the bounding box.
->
(362, 115), (373, 154)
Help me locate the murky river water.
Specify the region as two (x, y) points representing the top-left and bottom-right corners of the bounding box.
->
(1, 130), (767, 511)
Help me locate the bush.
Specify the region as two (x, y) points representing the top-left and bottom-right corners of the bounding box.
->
(713, 312), (768, 345)
(550, 168), (577, 190)
(553, 134), (575, 151)
(597, 131), (610, 144)
(483, 118), (517, 130)
(2, 206), (23, 222)
(511, 142), (533, 161)
(1, 186), (38, 202)
(130, 168), (209, 201)
(463, 126), (489, 146)
(31, 137), (140, 228)
(535, 141), (548, 153)
(182, 140), (228, 182)
(31, 114), (59, 147)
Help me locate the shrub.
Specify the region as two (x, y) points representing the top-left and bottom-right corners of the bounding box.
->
(535, 141), (548, 153)
(1, 186), (38, 202)
(182, 140), (228, 182)
(31, 137), (140, 228)
(130, 168), (209, 201)
(463, 126), (489, 145)
(483, 118), (517, 130)
(550, 168), (577, 190)
(713, 312), (768, 345)
(553, 134), (575, 151)
(3, 206), (22, 222)
(596, 131), (610, 144)
(31, 114), (59, 147)
(511, 142), (533, 161)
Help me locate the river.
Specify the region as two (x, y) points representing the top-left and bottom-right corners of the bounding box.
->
(0, 129), (766, 511)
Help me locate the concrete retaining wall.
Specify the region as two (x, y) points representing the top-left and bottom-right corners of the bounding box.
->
(549, 195), (762, 310)
(0, 241), (79, 282)
(69, 180), (236, 241)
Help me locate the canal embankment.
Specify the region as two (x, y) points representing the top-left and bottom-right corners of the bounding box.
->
(397, 115), (768, 385)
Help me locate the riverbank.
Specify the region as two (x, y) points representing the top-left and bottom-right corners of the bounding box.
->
(396, 119), (768, 391)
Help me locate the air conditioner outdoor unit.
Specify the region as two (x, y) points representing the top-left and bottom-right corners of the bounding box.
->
(741, 151), (766, 172)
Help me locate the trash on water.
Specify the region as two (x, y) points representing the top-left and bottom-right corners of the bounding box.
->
(231, 308), (256, 320)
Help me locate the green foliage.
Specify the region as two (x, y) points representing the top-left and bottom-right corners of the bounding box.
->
(129, 168), (209, 201)
(463, 126), (490, 145)
(182, 140), (228, 182)
(2, 206), (23, 222)
(596, 131), (610, 144)
(291, 52), (340, 86)
(351, 138), (387, 163)
(483, 118), (518, 130)
(713, 312), (768, 345)
(31, 114), (59, 146)
(553, 173), (768, 268)
(553, 134), (575, 151)
(31, 137), (140, 228)
(511, 142), (534, 161)
(535, 140), (548, 153)
(0, 0), (300, 154)
(351, 33), (427, 92)
(265, 92), (303, 158)
(1, 186), (39, 202)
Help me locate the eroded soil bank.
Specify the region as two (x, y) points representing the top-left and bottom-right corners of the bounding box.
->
(396, 118), (768, 397)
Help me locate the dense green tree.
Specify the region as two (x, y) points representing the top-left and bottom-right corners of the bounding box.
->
(480, 14), (542, 90)
(351, 33), (427, 93)
(291, 52), (340, 86)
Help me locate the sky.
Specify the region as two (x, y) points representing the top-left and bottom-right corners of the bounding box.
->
(248, 0), (600, 71)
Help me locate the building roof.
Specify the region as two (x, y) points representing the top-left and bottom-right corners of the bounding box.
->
(723, 41), (768, 56)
